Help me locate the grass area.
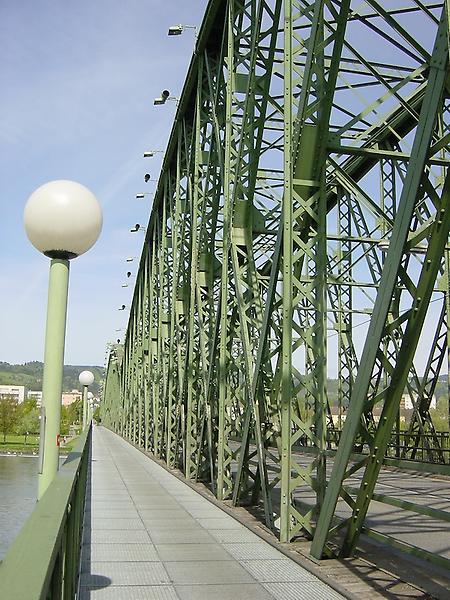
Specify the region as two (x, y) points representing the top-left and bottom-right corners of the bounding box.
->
(0, 434), (78, 454)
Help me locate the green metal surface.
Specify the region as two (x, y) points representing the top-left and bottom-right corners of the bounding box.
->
(102, 0), (450, 570)
(82, 384), (88, 430)
(0, 427), (91, 600)
(38, 258), (70, 500)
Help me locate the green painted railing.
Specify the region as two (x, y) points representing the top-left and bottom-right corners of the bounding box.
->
(0, 427), (91, 600)
(323, 429), (450, 465)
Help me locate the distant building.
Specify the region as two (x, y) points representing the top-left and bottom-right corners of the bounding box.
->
(28, 390), (43, 407)
(26, 389), (82, 407)
(329, 393), (438, 428)
(62, 390), (82, 406)
(401, 393), (436, 410)
(0, 384), (27, 404)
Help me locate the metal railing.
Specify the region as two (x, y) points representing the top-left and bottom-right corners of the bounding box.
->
(0, 427), (91, 600)
(321, 429), (450, 465)
(388, 431), (450, 463)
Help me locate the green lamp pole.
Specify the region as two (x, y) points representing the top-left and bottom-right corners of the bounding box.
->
(39, 258), (70, 498)
(79, 370), (95, 429)
(88, 393), (94, 424)
(24, 180), (102, 501)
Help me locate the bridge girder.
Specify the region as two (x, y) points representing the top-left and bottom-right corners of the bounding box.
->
(103, 0), (450, 567)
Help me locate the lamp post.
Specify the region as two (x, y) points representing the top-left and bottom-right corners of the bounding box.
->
(24, 180), (102, 500)
(88, 391), (94, 423)
(79, 371), (95, 429)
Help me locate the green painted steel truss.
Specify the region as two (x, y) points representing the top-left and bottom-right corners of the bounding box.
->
(103, 0), (450, 564)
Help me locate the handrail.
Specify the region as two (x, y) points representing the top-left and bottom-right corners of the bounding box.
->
(0, 426), (91, 600)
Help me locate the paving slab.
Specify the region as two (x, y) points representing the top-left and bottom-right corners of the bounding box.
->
(175, 583), (274, 600)
(81, 561), (171, 585)
(86, 543), (160, 562)
(79, 427), (347, 599)
(138, 509), (190, 519)
(154, 543), (234, 562)
(142, 518), (200, 531)
(79, 587), (178, 600)
(87, 528), (153, 544)
(164, 560), (255, 584)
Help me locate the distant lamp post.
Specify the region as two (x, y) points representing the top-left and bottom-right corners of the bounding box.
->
(87, 391), (94, 423)
(79, 370), (95, 430)
(24, 180), (102, 500)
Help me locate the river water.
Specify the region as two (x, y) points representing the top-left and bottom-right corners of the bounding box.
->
(0, 456), (38, 560)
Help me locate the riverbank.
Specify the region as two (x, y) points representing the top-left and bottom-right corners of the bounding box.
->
(0, 451), (39, 457)
(0, 436), (78, 456)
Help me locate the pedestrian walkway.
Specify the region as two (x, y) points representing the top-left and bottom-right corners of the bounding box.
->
(79, 427), (347, 599)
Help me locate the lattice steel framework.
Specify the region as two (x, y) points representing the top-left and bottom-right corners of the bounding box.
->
(103, 0), (450, 565)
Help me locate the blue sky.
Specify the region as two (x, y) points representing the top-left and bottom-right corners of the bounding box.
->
(0, 0), (208, 367)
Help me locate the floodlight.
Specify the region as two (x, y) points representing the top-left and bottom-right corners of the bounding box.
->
(143, 150), (163, 158)
(168, 25), (184, 35)
(168, 24), (197, 37)
(154, 90), (177, 106)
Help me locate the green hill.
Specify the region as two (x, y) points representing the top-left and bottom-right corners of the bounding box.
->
(0, 361), (103, 395)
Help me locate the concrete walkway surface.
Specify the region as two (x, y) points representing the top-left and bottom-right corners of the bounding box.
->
(79, 426), (346, 599)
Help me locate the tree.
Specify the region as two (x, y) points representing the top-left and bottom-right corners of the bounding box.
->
(0, 395), (19, 442)
(61, 399), (82, 436)
(15, 404), (40, 444)
(93, 406), (101, 423)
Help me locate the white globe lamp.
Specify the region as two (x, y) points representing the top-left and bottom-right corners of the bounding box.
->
(79, 371), (95, 431)
(24, 180), (102, 259)
(79, 371), (95, 387)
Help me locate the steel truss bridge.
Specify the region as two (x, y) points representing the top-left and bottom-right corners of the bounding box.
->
(103, 0), (450, 571)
